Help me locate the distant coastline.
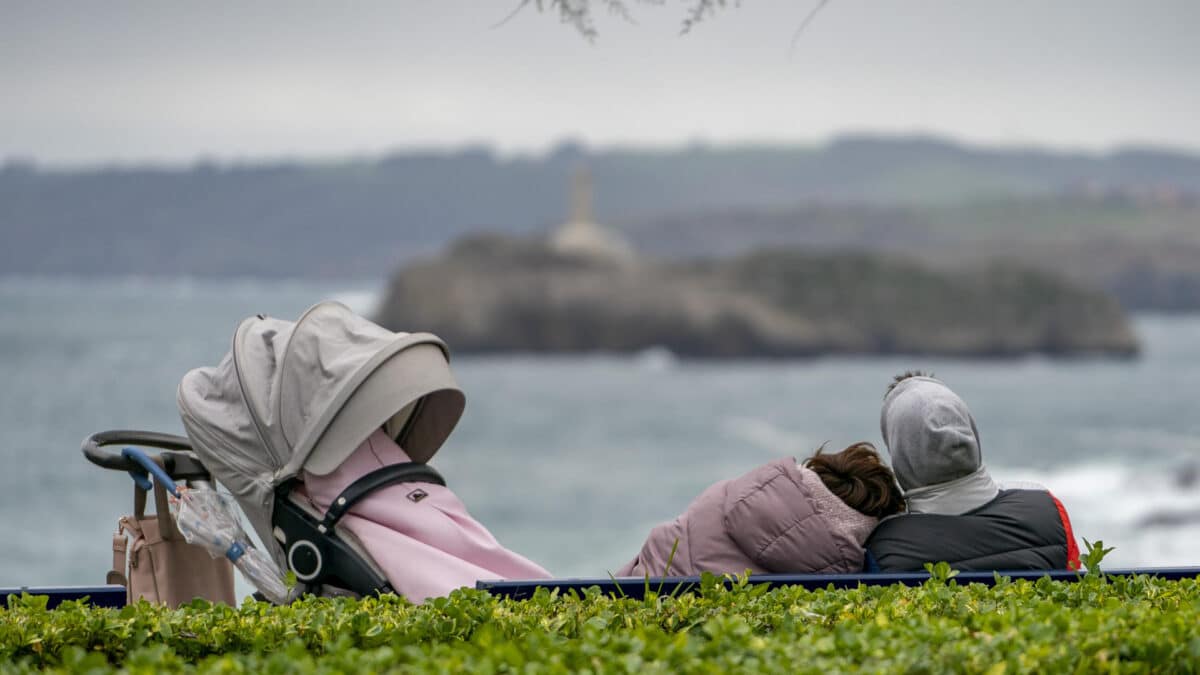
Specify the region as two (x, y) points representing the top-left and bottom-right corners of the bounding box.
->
(4, 134), (1199, 312)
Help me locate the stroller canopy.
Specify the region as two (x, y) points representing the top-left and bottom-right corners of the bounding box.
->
(178, 301), (466, 565)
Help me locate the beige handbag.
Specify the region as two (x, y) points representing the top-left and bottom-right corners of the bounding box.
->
(107, 481), (237, 607)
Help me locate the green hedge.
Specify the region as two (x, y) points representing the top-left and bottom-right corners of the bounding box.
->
(4, 568), (1200, 673)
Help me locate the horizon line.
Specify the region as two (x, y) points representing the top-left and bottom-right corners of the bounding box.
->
(5, 130), (1200, 173)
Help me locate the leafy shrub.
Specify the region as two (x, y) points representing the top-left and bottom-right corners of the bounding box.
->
(4, 569), (1200, 673)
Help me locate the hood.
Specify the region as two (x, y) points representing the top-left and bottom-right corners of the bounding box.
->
(177, 300), (466, 565)
(880, 376), (997, 515)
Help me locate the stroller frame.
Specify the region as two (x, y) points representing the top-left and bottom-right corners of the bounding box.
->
(86, 429), (442, 600)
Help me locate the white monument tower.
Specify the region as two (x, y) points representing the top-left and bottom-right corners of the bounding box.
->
(550, 167), (636, 264)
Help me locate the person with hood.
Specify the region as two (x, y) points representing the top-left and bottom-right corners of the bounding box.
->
(865, 372), (1081, 572)
(616, 442), (904, 578)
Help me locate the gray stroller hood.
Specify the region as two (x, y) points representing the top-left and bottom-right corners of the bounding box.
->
(177, 301), (466, 566)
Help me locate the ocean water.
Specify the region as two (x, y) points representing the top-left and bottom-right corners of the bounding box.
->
(2, 276), (1199, 590)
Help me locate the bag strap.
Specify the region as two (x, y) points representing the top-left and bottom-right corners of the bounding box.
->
(152, 481), (179, 541)
(317, 462), (445, 533)
(133, 484), (148, 519)
(132, 482), (179, 541)
(119, 514), (142, 538)
(107, 523), (129, 587)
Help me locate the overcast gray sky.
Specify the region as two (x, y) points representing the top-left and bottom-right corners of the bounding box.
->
(2, 1), (1197, 165)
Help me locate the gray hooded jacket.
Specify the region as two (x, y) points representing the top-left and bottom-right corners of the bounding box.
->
(867, 376), (1078, 571)
(880, 376), (998, 515)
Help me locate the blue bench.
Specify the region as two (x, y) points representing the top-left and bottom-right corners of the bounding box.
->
(11, 568), (1200, 608)
(476, 567), (1200, 600)
(1, 585), (126, 609)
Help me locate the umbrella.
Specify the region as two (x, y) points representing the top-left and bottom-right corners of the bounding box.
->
(122, 447), (291, 604)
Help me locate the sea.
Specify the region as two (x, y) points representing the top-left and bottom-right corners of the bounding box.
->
(2, 276), (1199, 591)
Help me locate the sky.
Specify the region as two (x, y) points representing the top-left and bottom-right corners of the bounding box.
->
(2, 0), (1198, 166)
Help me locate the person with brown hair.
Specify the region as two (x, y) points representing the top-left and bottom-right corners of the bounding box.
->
(615, 443), (904, 578)
(805, 442), (907, 519)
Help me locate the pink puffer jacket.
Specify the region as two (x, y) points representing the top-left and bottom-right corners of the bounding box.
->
(616, 459), (877, 577)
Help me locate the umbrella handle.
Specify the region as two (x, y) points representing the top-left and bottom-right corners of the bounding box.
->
(122, 446), (181, 498)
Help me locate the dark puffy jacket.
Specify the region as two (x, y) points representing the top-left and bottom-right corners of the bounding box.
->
(865, 489), (1081, 572)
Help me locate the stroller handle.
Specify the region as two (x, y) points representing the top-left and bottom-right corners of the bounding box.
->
(82, 430), (212, 481)
(122, 446), (182, 497)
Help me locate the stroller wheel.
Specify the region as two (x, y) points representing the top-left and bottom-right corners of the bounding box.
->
(288, 540), (324, 582)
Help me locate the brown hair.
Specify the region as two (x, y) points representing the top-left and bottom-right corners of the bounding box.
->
(804, 442), (904, 519)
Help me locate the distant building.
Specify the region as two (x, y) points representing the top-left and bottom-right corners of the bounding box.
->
(550, 168), (637, 264)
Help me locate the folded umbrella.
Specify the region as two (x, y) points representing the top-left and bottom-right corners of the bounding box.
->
(122, 447), (291, 604)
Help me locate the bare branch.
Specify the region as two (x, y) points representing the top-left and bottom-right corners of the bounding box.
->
(681, 0), (729, 35)
(490, 0), (533, 30)
(509, 0), (828, 43)
(789, 0), (831, 55)
(603, 0), (637, 25)
(547, 0), (601, 41)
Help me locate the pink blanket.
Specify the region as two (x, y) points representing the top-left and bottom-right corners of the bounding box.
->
(302, 429), (550, 603)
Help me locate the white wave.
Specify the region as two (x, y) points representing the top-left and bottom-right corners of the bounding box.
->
(993, 461), (1200, 567)
(1071, 427), (1200, 460)
(633, 346), (678, 372)
(327, 288), (381, 316)
(720, 416), (814, 455)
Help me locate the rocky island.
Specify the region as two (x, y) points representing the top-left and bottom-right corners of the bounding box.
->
(376, 171), (1138, 358)
(381, 240), (1143, 363)
(376, 234), (1138, 358)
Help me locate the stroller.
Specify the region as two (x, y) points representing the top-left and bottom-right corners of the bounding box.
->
(86, 301), (467, 600)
